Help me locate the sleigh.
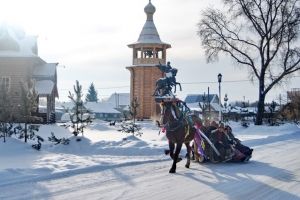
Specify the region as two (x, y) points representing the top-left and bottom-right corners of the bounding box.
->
(193, 128), (235, 163)
(193, 127), (253, 163)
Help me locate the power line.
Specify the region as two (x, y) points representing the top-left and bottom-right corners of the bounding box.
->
(59, 85), (130, 91)
(182, 75), (300, 85)
(96, 86), (130, 89)
(58, 76), (300, 91)
(182, 79), (251, 84)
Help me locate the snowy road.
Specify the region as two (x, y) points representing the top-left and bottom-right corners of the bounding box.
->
(1, 134), (300, 200)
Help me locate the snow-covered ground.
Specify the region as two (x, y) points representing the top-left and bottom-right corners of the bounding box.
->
(0, 120), (300, 200)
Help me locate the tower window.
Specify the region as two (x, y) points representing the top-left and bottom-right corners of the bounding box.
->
(144, 50), (153, 58)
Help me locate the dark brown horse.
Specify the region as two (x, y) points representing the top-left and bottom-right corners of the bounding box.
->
(159, 100), (195, 173)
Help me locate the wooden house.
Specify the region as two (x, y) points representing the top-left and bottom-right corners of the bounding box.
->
(185, 94), (222, 121)
(0, 24), (58, 123)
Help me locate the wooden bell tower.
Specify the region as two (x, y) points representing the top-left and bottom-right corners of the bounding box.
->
(127, 0), (171, 120)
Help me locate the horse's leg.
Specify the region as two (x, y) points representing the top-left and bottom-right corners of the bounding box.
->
(152, 89), (157, 96)
(177, 83), (182, 91)
(185, 142), (192, 168)
(153, 86), (160, 96)
(168, 142), (182, 162)
(169, 141), (175, 160)
(169, 143), (183, 173)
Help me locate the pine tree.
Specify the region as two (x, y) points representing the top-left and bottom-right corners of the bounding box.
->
(130, 97), (139, 125)
(17, 79), (41, 143)
(0, 83), (14, 142)
(119, 98), (142, 136)
(129, 97), (141, 135)
(68, 80), (92, 136)
(85, 83), (98, 102)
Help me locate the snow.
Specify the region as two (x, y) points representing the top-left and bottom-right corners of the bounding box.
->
(33, 63), (57, 77)
(0, 23), (37, 56)
(0, 121), (300, 200)
(85, 102), (120, 114)
(35, 80), (55, 95)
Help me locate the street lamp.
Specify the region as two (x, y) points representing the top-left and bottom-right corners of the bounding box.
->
(218, 73), (222, 122)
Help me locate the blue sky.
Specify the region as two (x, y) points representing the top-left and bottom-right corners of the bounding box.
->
(1, 0), (299, 103)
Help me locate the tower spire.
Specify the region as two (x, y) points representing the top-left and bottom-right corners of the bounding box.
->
(128, 0), (170, 46)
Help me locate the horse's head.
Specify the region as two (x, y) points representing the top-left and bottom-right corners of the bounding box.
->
(171, 68), (178, 76)
(159, 101), (181, 126)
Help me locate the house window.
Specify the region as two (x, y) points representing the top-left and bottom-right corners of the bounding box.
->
(38, 97), (47, 113)
(1, 76), (11, 91)
(96, 113), (103, 118)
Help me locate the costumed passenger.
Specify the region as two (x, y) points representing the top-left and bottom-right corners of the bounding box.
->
(224, 125), (253, 162)
(191, 117), (207, 162)
(209, 122), (233, 161)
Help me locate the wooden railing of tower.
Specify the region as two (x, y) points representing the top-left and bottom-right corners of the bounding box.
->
(133, 58), (166, 65)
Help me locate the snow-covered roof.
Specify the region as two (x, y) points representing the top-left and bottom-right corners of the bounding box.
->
(33, 63), (58, 77)
(105, 93), (130, 107)
(56, 102), (74, 110)
(247, 107), (257, 113)
(210, 102), (222, 112)
(35, 80), (54, 95)
(186, 102), (202, 112)
(224, 106), (257, 114)
(185, 94), (218, 104)
(0, 23), (37, 57)
(85, 102), (120, 114)
(128, 1), (170, 48)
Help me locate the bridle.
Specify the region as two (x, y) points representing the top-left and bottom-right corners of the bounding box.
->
(160, 103), (184, 132)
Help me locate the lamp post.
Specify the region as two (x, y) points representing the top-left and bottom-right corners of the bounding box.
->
(218, 73), (222, 122)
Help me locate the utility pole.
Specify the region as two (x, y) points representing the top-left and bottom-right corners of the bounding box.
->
(218, 73), (222, 122)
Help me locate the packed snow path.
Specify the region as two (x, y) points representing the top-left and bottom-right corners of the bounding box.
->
(1, 131), (300, 200)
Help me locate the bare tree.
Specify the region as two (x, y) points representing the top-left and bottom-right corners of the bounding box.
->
(198, 0), (300, 125)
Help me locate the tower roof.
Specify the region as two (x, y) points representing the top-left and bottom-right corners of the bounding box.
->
(128, 1), (170, 48)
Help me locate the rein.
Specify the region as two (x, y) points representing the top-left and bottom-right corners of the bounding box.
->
(165, 120), (184, 132)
